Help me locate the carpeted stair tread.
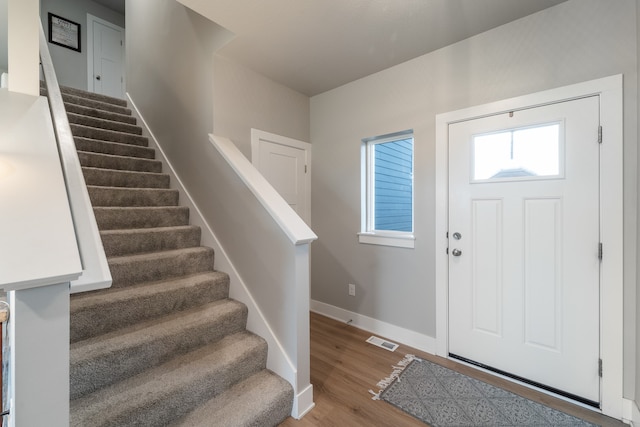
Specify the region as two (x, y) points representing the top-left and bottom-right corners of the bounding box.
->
(70, 271), (230, 343)
(70, 331), (267, 427)
(83, 167), (169, 189)
(93, 206), (190, 230)
(78, 151), (162, 173)
(71, 123), (148, 146)
(40, 81), (128, 107)
(108, 247), (215, 288)
(42, 88), (132, 115)
(71, 298), (248, 400)
(87, 185), (179, 207)
(100, 225), (201, 256)
(75, 137), (155, 159)
(64, 102), (137, 125)
(56, 83), (128, 107)
(58, 83), (294, 425)
(172, 370), (293, 427)
(68, 112), (142, 135)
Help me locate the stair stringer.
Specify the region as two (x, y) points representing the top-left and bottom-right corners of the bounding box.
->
(125, 94), (312, 419)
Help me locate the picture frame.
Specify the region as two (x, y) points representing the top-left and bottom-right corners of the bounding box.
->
(48, 13), (81, 52)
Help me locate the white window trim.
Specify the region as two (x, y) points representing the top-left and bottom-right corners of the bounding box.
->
(360, 130), (414, 248)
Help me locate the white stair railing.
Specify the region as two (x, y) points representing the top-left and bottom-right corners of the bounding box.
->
(38, 22), (112, 293)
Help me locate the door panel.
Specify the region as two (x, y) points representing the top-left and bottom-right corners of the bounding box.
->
(256, 139), (309, 224)
(92, 21), (123, 98)
(448, 96), (600, 403)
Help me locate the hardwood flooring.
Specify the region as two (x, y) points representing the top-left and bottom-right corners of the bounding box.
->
(279, 312), (627, 427)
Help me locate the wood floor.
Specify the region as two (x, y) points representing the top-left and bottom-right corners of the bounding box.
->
(279, 312), (627, 427)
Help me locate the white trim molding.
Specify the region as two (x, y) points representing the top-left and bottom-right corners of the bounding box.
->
(311, 300), (436, 354)
(622, 398), (640, 426)
(435, 75), (624, 420)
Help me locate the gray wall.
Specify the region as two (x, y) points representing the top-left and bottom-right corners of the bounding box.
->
(0, 0), (7, 74)
(40, 0), (124, 90)
(310, 0), (638, 398)
(636, 0), (640, 411)
(213, 54), (310, 158)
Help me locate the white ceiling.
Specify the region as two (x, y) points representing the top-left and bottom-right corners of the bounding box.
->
(179, 0), (568, 96)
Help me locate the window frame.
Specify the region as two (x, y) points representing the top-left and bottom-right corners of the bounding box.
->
(359, 130), (415, 249)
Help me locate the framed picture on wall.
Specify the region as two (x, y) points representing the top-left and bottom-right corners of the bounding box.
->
(48, 13), (81, 52)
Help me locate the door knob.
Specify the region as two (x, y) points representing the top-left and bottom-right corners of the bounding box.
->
(96, 75), (101, 80)
(451, 248), (462, 256)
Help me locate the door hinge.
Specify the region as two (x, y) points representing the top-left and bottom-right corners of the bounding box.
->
(598, 358), (603, 377)
(598, 243), (603, 261)
(121, 40), (123, 46)
(305, 165), (308, 173)
(598, 126), (603, 144)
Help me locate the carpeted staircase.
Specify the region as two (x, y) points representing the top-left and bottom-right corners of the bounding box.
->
(41, 84), (293, 426)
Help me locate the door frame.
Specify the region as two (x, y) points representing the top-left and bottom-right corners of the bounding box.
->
(86, 14), (126, 97)
(434, 75), (623, 419)
(250, 129), (312, 225)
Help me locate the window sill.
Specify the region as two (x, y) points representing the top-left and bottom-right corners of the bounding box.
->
(358, 232), (415, 249)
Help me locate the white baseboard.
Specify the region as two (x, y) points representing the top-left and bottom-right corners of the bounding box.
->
(126, 93), (299, 415)
(623, 398), (640, 426)
(293, 384), (315, 419)
(310, 300), (436, 355)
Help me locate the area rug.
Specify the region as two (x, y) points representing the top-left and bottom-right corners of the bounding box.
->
(371, 355), (598, 426)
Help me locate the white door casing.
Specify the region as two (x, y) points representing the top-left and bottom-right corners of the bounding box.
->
(87, 14), (125, 98)
(448, 96), (600, 403)
(251, 129), (311, 225)
(435, 75), (623, 419)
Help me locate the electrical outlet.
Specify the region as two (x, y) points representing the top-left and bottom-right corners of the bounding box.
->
(348, 283), (356, 296)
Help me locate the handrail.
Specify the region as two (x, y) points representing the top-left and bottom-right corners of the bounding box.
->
(38, 23), (112, 293)
(209, 134), (317, 245)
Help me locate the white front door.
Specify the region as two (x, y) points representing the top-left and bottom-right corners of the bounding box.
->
(448, 96), (600, 404)
(88, 15), (124, 98)
(251, 129), (311, 225)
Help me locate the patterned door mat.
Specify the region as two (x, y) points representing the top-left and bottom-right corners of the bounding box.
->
(373, 355), (598, 426)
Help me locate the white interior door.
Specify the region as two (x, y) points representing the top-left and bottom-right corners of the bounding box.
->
(251, 129), (311, 225)
(448, 96), (601, 404)
(88, 15), (124, 98)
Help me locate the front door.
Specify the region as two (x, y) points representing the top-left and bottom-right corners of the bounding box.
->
(448, 96), (600, 405)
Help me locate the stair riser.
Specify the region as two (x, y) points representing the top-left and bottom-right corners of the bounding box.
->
(71, 124), (148, 146)
(75, 137), (155, 159)
(72, 337), (267, 426)
(70, 274), (230, 343)
(65, 102), (137, 125)
(70, 302), (250, 400)
(100, 226), (200, 257)
(87, 186), (179, 207)
(83, 168), (169, 189)
(78, 151), (162, 173)
(109, 249), (214, 287)
(93, 207), (190, 230)
(68, 113), (142, 135)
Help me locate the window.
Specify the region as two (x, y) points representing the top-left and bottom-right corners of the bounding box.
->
(360, 130), (415, 248)
(472, 122), (563, 182)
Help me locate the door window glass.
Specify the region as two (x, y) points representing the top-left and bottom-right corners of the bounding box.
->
(472, 122), (562, 182)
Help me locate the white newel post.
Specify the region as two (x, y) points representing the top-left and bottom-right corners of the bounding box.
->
(9, 284), (71, 427)
(293, 243), (314, 418)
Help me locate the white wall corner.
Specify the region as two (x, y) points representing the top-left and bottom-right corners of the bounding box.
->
(310, 299), (436, 355)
